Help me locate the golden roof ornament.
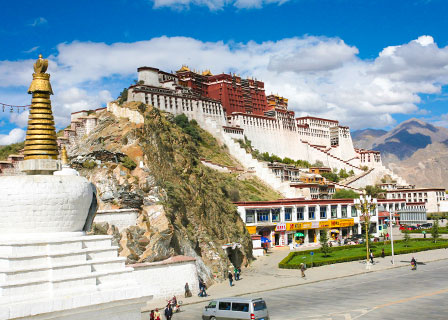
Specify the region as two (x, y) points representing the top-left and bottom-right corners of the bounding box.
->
(23, 54), (58, 160)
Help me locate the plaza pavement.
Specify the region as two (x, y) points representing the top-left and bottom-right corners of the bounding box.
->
(142, 242), (448, 316)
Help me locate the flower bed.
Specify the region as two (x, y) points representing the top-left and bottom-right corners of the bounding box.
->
(278, 239), (448, 269)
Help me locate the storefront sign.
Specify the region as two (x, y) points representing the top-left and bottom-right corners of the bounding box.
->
(330, 219), (355, 228)
(275, 223), (286, 231)
(246, 226), (257, 234)
(287, 218), (354, 231)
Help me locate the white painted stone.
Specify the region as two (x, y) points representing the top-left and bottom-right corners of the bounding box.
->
(94, 209), (139, 232)
(0, 175), (92, 234)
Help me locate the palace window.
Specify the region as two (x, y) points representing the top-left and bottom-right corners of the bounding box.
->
(272, 208), (280, 222)
(320, 206), (327, 219)
(285, 208), (292, 221)
(246, 210), (255, 223)
(308, 207), (316, 220)
(297, 207), (304, 220)
(257, 209), (270, 222)
(351, 206), (357, 217)
(341, 205), (347, 218)
(331, 205), (337, 219)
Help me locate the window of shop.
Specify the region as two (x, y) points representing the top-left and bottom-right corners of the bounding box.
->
(331, 205), (337, 218)
(285, 208), (292, 221)
(297, 207), (304, 220)
(320, 206), (327, 219)
(257, 209), (270, 222)
(341, 205), (347, 218)
(308, 207), (315, 220)
(246, 210), (255, 223)
(351, 206), (357, 217)
(272, 208), (280, 222)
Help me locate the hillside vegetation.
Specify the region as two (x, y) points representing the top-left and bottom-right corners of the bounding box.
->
(0, 141), (24, 160)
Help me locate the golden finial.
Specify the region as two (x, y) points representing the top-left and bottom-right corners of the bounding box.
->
(23, 54), (58, 160)
(61, 146), (69, 165)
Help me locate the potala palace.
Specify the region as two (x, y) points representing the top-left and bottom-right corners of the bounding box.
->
(124, 66), (406, 190)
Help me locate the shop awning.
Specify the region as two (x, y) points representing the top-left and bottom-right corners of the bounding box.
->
(330, 229), (340, 233)
(261, 237), (271, 243)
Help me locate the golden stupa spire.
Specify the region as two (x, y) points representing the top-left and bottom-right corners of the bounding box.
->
(61, 145), (69, 165)
(24, 54), (58, 160)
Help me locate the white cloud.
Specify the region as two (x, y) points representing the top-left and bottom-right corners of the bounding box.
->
(151, 0), (286, 10)
(0, 128), (25, 145)
(29, 17), (48, 27)
(1, 35), (448, 131)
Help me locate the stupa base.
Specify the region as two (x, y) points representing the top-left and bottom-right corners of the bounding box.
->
(0, 235), (153, 320)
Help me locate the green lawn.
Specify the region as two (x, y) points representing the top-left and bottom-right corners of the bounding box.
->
(280, 239), (448, 268)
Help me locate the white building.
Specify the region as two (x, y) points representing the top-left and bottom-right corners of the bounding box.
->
(386, 188), (446, 213)
(234, 198), (407, 247)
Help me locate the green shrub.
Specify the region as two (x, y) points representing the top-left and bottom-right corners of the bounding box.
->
(120, 156), (137, 170)
(174, 114), (202, 144)
(82, 160), (96, 169)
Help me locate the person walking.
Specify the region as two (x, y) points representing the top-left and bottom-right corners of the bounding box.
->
(411, 257), (417, 270)
(300, 263), (306, 278)
(381, 248), (385, 258)
(153, 308), (161, 320)
(234, 267), (239, 281)
(184, 282), (192, 298)
(228, 271), (234, 286)
(149, 310), (155, 320)
(238, 267), (242, 280)
(164, 304), (173, 320)
(369, 251), (374, 264)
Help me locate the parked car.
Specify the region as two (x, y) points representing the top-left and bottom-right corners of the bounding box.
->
(406, 226), (417, 231)
(202, 298), (269, 320)
(399, 225), (408, 230)
(421, 223), (433, 229)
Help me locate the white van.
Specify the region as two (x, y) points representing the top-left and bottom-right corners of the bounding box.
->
(202, 297), (269, 320)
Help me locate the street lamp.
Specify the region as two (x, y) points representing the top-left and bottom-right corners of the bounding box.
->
(389, 211), (395, 265)
(354, 193), (377, 268)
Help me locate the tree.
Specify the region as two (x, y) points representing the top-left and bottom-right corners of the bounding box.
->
(403, 229), (411, 247)
(333, 189), (360, 199)
(321, 172), (340, 183)
(339, 169), (349, 179)
(319, 229), (331, 257)
(364, 185), (386, 199)
(431, 218), (440, 243)
(117, 88), (128, 104)
(312, 160), (324, 168)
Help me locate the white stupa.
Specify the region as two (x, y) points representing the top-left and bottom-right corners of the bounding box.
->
(0, 55), (152, 320)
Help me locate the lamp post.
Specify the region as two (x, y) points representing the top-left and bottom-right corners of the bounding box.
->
(354, 193), (377, 268)
(389, 211), (395, 265)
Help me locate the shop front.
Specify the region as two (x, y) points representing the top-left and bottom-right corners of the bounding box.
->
(274, 223), (287, 246)
(286, 218), (355, 244)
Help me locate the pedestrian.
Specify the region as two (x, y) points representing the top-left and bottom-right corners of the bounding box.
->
(149, 310), (155, 320)
(300, 263), (306, 278)
(228, 271), (233, 287)
(234, 266), (239, 281)
(184, 282), (192, 298)
(386, 233), (389, 241)
(381, 248), (385, 258)
(154, 308), (161, 320)
(238, 267), (242, 280)
(164, 304), (173, 320)
(198, 279), (207, 297)
(369, 251), (374, 264)
(411, 257), (417, 270)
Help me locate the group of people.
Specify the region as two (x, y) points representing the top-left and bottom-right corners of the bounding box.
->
(198, 278), (207, 297)
(228, 266), (241, 286)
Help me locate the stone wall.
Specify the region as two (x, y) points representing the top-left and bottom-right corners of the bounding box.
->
(129, 256), (199, 301)
(107, 102), (144, 124)
(94, 209), (139, 232)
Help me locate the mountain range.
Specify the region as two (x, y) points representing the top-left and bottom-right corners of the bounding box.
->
(352, 118), (448, 189)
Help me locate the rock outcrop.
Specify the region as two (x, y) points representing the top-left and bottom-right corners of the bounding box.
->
(66, 105), (278, 282)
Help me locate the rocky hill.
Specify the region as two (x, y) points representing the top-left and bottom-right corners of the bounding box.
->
(352, 118), (448, 188)
(68, 103), (281, 282)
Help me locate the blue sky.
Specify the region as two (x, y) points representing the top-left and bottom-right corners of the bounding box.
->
(1, 0), (448, 143)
